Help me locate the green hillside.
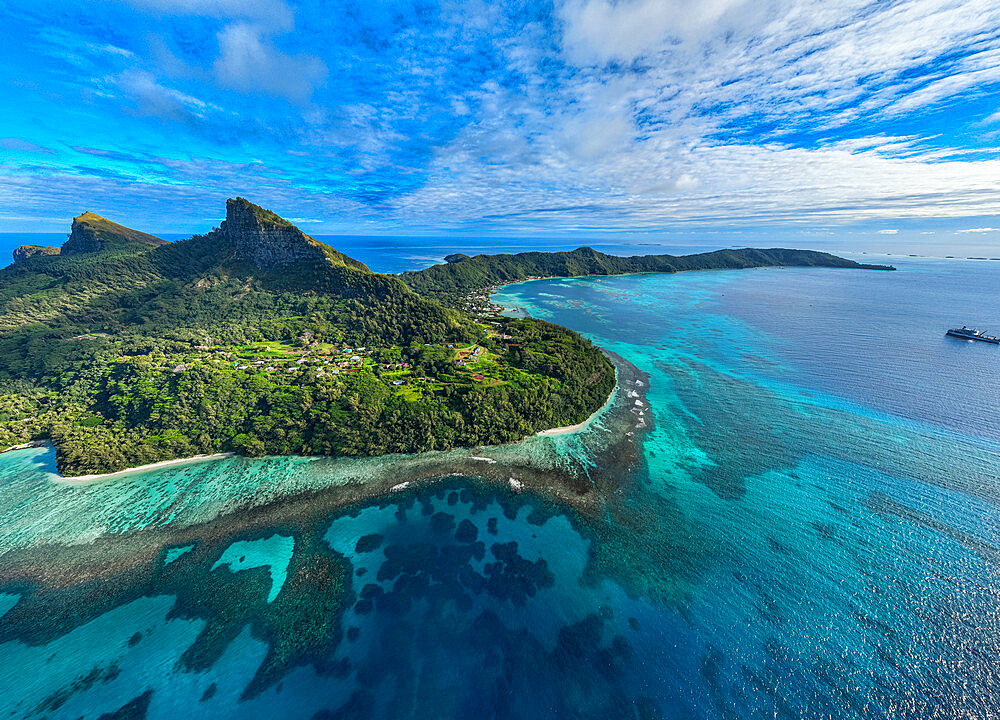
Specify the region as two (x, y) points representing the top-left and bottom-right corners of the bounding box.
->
(0, 200), (613, 475)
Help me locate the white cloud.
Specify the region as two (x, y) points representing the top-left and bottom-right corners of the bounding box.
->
(13, 0), (1000, 233)
(878, 229), (899, 235)
(115, 69), (211, 119)
(555, 0), (1000, 130)
(557, 0), (753, 64)
(124, 0), (324, 102)
(382, 0), (1000, 231)
(390, 118), (1000, 230)
(213, 23), (326, 103)
(956, 227), (999, 233)
(87, 43), (135, 58)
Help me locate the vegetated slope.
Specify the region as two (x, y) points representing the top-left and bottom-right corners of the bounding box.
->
(402, 246), (895, 299)
(0, 199), (613, 475)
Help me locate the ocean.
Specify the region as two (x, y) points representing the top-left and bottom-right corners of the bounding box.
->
(0, 253), (998, 719)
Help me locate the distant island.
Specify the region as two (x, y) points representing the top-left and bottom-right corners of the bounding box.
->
(0, 199), (891, 476)
(403, 245), (894, 301)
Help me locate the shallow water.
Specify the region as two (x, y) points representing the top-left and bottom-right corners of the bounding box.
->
(1, 257), (999, 718)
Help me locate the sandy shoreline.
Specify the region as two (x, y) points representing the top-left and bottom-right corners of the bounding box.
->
(41, 402), (607, 483)
(534, 359), (619, 438)
(12, 357), (616, 484)
(535, 420), (589, 436)
(8, 386), (608, 485)
(0, 440), (49, 454)
(55, 452), (236, 484)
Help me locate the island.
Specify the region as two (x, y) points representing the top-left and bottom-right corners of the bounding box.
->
(0, 198), (891, 477)
(402, 244), (894, 303)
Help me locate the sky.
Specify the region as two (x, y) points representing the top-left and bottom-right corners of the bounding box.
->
(2, 0), (1000, 250)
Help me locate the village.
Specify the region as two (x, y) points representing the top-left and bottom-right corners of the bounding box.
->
(112, 320), (536, 402)
(458, 285), (508, 315)
(456, 277), (545, 316)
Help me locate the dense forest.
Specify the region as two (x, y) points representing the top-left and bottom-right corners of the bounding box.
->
(1, 200), (891, 476)
(0, 201), (614, 475)
(402, 246), (895, 300)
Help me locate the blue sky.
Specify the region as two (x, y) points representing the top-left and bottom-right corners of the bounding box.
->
(2, 0), (1000, 247)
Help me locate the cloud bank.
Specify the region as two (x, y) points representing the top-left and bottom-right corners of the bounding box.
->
(1, 0), (1000, 236)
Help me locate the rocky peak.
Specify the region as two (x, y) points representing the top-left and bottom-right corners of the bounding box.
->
(62, 212), (166, 256)
(217, 197), (369, 272)
(218, 197), (327, 268)
(13, 245), (61, 263)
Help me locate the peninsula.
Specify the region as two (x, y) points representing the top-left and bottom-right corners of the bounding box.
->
(0, 199), (890, 476)
(402, 245), (894, 301)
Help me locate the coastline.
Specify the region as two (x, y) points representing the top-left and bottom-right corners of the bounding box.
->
(0, 440), (48, 454)
(43, 370), (619, 484)
(18, 380), (614, 485)
(27, 303), (619, 485)
(40, 372), (617, 485)
(54, 452), (236, 484)
(0, 277), (643, 562)
(481, 258), (898, 303)
(535, 422), (588, 436)
(0, 350), (650, 553)
(535, 364), (618, 437)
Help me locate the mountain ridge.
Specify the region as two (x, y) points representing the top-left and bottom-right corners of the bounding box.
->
(402, 245), (895, 298)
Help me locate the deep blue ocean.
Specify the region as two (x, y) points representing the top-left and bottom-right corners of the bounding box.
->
(0, 250), (999, 719)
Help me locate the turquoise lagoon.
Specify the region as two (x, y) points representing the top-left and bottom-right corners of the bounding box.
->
(1, 256), (999, 718)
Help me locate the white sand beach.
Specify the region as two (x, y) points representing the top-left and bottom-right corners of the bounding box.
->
(55, 452), (236, 484)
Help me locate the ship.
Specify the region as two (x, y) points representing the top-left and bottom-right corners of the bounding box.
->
(945, 326), (1000, 344)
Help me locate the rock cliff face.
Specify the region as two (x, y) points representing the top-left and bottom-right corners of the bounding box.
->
(216, 197), (369, 272)
(13, 245), (60, 263)
(62, 212), (166, 256)
(218, 198), (327, 268)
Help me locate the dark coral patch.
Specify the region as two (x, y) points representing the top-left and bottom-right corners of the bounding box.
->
(455, 519), (478, 544)
(354, 534), (383, 553)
